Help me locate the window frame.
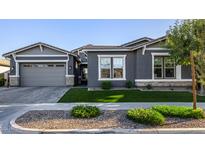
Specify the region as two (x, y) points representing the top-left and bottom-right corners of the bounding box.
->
(98, 55), (126, 81)
(152, 54), (176, 80)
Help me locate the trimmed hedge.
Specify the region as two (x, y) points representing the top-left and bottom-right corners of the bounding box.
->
(152, 105), (205, 119)
(125, 80), (133, 88)
(127, 108), (165, 126)
(101, 81), (112, 90)
(71, 105), (101, 118)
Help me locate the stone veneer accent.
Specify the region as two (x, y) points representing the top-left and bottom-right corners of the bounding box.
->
(135, 80), (192, 87)
(65, 75), (74, 86)
(10, 76), (20, 86)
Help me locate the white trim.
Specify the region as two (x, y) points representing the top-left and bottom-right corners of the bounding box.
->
(15, 60), (68, 62)
(9, 75), (20, 78)
(65, 61), (68, 75)
(98, 78), (126, 81)
(82, 49), (130, 52)
(16, 62), (19, 76)
(146, 48), (170, 51)
(97, 55), (127, 58)
(135, 79), (192, 82)
(16, 55), (68, 57)
(151, 52), (170, 56)
(98, 55), (126, 81)
(143, 47), (170, 55)
(176, 65), (182, 79)
(65, 75), (74, 77)
(142, 45), (146, 55)
(39, 45), (43, 52)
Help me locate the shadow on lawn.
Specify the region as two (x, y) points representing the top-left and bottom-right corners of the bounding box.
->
(96, 95), (125, 103)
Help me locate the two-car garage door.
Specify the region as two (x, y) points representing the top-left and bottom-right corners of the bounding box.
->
(20, 63), (66, 86)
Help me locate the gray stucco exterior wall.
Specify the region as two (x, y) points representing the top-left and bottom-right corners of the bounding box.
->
(181, 65), (191, 79)
(87, 51), (136, 87)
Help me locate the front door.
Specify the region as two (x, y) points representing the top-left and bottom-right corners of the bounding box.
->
(81, 67), (88, 85)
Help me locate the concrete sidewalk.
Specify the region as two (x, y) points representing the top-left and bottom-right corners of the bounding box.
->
(8, 102), (205, 111)
(1, 102), (205, 134)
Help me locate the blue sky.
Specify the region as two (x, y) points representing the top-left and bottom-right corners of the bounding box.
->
(0, 19), (176, 57)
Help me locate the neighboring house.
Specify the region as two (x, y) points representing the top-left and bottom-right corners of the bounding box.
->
(3, 42), (78, 86)
(2, 36), (192, 89)
(0, 59), (10, 86)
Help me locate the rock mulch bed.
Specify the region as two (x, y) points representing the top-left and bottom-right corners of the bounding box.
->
(15, 110), (205, 129)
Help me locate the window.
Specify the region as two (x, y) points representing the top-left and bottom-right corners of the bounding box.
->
(100, 57), (111, 78)
(154, 57), (163, 78)
(113, 58), (124, 78)
(55, 64), (65, 67)
(46, 64), (54, 67)
(154, 56), (175, 79)
(23, 64), (32, 67)
(34, 64), (44, 68)
(99, 55), (126, 80)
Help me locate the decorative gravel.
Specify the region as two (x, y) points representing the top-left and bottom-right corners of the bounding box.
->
(15, 110), (205, 129)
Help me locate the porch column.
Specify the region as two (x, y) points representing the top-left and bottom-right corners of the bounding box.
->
(176, 65), (181, 80)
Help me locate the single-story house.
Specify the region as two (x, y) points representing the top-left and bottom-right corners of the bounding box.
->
(2, 36), (192, 90)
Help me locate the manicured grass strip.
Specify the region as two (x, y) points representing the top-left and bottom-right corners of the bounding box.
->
(127, 108), (165, 126)
(59, 88), (205, 103)
(152, 105), (205, 119)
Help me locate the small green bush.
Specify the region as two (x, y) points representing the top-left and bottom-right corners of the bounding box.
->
(125, 80), (133, 88)
(127, 108), (165, 126)
(152, 105), (205, 119)
(101, 81), (112, 90)
(146, 84), (152, 90)
(71, 105), (101, 118)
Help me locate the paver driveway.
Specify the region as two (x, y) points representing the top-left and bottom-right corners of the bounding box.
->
(0, 87), (69, 104)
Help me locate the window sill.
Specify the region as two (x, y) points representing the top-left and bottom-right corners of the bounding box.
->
(98, 78), (126, 81)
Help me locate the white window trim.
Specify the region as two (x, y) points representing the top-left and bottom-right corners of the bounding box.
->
(151, 52), (182, 80)
(98, 55), (126, 81)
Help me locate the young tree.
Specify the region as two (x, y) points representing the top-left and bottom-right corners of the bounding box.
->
(166, 20), (205, 109)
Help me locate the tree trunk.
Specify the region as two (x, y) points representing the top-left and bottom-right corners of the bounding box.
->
(190, 51), (197, 109)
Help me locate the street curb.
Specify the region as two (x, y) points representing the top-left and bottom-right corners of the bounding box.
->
(10, 113), (205, 134)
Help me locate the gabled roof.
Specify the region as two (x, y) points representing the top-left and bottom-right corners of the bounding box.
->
(121, 37), (153, 47)
(81, 36), (166, 52)
(71, 44), (93, 53)
(131, 36), (167, 50)
(2, 42), (77, 57)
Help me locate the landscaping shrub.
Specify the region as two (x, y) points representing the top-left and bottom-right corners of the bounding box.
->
(71, 105), (101, 118)
(146, 84), (152, 90)
(101, 81), (112, 90)
(152, 105), (205, 119)
(125, 80), (133, 88)
(127, 108), (165, 126)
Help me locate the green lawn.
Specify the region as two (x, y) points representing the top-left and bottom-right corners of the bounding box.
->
(58, 88), (205, 103)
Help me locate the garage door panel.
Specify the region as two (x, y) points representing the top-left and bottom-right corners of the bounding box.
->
(20, 63), (66, 86)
